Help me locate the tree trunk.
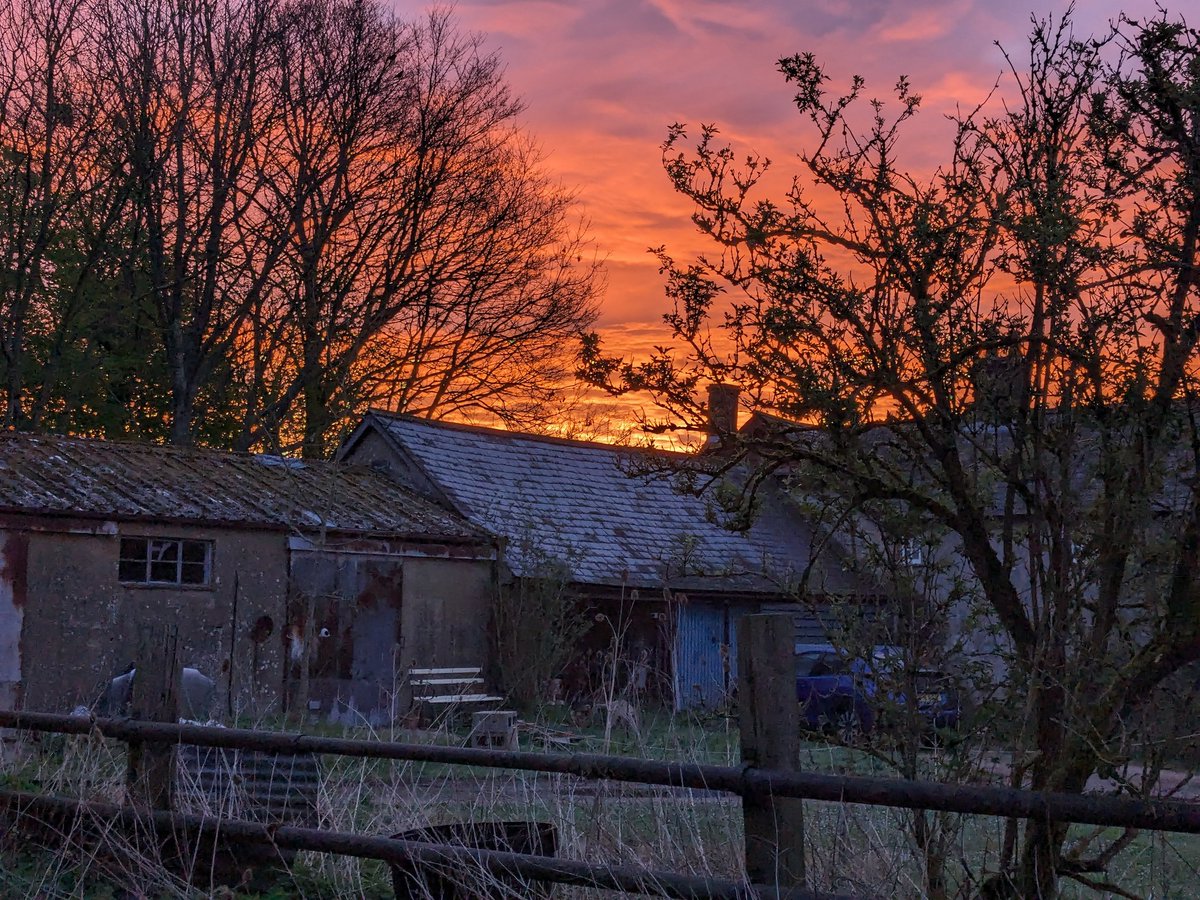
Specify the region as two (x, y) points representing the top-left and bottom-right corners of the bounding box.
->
(168, 362), (196, 447)
(301, 376), (331, 459)
(1009, 652), (1099, 899)
(1016, 817), (1069, 899)
(913, 809), (948, 900)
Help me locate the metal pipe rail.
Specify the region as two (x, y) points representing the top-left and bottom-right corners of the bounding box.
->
(0, 789), (850, 900)
(2, 708), (1198, 834)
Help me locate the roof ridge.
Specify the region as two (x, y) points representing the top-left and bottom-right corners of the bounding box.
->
(366, 409), (690, 458)
(0, 430), (347, 468)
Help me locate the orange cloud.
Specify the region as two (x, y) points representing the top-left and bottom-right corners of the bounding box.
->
(398, 0), (1148, 430)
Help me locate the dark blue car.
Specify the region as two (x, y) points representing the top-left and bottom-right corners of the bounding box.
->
(794, 643), (960, 741)
(794, 643), (877, 739)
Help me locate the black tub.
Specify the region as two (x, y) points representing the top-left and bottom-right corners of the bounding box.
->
(389, 820), (558, 899)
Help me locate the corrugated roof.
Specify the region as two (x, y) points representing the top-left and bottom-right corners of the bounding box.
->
(365, 413), (864, 594)
(0, 432), (483, 540)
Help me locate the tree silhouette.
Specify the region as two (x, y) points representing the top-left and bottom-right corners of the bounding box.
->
(0, 0), (598, 451)
(583, 11), (1200, 897)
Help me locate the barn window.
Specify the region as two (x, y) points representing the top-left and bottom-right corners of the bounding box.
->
(119, 537), (212, 586)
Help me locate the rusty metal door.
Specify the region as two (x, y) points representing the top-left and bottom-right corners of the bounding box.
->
(287, 552), (403, 724)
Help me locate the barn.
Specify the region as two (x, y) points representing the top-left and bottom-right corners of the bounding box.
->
(0, 434), (496, 722)
(340, 409), (875, 710)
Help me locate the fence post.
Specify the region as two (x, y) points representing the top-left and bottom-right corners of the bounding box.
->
(738, 613), (805, 891)
(126, 624), (180, 810)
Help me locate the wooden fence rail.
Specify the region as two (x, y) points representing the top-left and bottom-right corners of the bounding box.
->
(2, 708), (1198, 835)
(0, 788), (842, 900)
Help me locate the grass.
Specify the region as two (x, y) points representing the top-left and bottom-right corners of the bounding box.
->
(0, 711), (1197, 898)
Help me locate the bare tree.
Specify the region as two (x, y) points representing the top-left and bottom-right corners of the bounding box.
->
(1, 0), (597, 449)
(0, 0), (123, 430)
(358, 135), (601, 434)
(93, 0), (286, 445)
(237, 4), (598, 455)
(230, 0), (420, 454)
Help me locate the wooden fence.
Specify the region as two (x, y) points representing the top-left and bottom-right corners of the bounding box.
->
(0, 617), (1197, 898)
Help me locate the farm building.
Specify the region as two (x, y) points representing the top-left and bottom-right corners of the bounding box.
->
(339, 408), (877, 710)
(0, 434), (495, 722)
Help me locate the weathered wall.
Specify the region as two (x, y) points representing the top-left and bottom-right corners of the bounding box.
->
(400, 557), (492, 671)
(6, 505), (496, 721)
(18, 522), (286, 716)
(558, 593), (673, 707)
(0, 531), (28, 709)
(344, 429), (447, 505)
(287, 551), (404, 723)
(286, 549), (494, 723)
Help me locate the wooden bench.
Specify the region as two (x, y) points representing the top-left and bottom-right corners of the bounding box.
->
(407, 667), (504, 726)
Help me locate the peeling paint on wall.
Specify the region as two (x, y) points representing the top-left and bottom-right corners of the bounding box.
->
(0, 531), (28, 708)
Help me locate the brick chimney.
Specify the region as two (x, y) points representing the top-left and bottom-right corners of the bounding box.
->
(707, 383), (740, 441)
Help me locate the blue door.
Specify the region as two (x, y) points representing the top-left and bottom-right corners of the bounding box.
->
(674, 603), (729, 710)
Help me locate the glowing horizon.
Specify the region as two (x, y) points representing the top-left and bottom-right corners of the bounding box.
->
(389, 1), (1152, 441)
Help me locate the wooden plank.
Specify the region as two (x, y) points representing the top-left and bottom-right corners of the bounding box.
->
(410, 677), (485, 687)
(413, 693), (504, 704)
(127, 624), (180, 811)
(738, 614), (806, 890)
(407, 667), (481, 677)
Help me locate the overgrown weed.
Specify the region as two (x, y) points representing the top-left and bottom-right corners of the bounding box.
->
(0, 714), (1197, 898)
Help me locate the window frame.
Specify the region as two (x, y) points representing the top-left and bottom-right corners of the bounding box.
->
(118, 536), (214, 588)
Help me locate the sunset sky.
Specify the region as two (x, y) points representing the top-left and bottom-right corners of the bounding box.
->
(394, 0), (1148, 433)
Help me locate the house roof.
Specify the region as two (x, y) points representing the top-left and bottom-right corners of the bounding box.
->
(353, 412), (868, 594)
(0, 432), (484, 540)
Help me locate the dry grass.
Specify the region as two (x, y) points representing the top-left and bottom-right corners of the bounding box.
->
(0, 713), (1198, 898)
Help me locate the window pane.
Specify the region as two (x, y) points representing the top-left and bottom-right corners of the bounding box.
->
(119, 538), (148, 582)
(148, 540), (178, 581)
(181, 541), (208, 564)
(149, 540), (179, 564)
(118, 559), (146, 582)
(180, 561), (207, 585)
(119, 538), (148, 566)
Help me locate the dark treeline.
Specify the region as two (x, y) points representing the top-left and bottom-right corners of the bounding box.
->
(0, 0), (599, 455)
